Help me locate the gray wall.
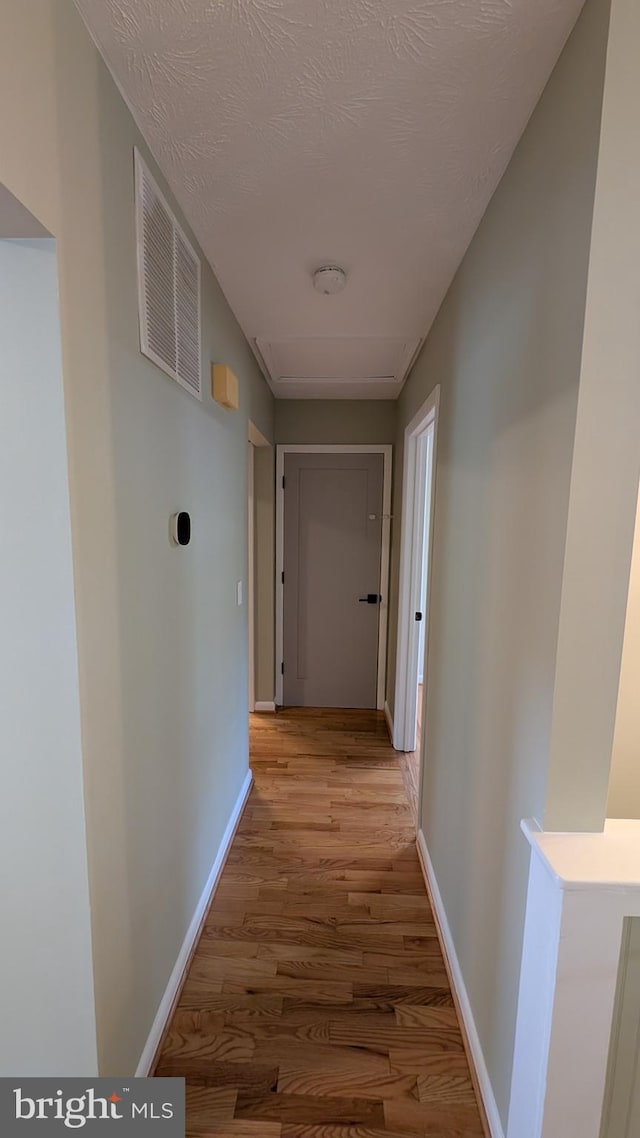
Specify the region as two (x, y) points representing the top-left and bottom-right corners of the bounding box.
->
(275, 399), (396, 445)
(1, 0), (273, 1076)
(387, 0), (610, 1124)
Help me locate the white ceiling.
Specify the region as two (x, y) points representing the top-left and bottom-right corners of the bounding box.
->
(75, 0), (584, 399)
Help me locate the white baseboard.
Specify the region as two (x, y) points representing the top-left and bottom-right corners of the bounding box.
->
(384, 700), (394, 743)
(135, 768), (253, 1076)
(254, 701), (276, 713)
(416, 829), (505, 1138)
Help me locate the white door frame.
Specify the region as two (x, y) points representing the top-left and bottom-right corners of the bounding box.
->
(247, 440), (255, 712)
(276, 444), (393, 710)
(248, 421), (270, 714)
(393, 387), (440, 753)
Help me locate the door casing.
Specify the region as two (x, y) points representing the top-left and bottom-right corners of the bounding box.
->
(393, 387), (440, 760)
(275, 444), (392, 710)
(248, 420), (271, 713)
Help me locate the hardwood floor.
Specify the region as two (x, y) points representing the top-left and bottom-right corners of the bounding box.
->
(155, 708), (485, 1137)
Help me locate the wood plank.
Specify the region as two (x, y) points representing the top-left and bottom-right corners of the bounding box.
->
(394, 1005), (460, 1029)
(235, 1092), (386, 1128)
(328, 1022), (465, 1055)
(178, 993), (284, 1017)
(275, 962), (389, 986)
(256, 943), (364, 966)
(187, 1065), (279, 1095)
(384, 1097), (485, 1135)
(156, 1028), (256, 1072)
(198, 1123), (281, 1138)
(279, 1128), (418, 1138)
(417, 1073), (479, 1106)
(389, 1048), (472, 1076)
(277, 1066), (417, 1101)
(222, 977), (354, 1003)
(252, 1038), (390, 1076)
(185, 1086), (237, 1129)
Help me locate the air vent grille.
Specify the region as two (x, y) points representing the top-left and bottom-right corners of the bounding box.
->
(135, 150), (201, 399)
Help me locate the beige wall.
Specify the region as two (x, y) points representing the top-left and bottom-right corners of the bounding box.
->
(387, 0), (610, 1124)
(275, 399), (396, 445)
(608, 487), (640, 818)
(1, 0), (273, 1076)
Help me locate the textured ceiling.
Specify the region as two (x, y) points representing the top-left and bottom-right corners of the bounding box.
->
(75, 0), (584, 399)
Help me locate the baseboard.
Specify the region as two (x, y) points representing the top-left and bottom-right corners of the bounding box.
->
(135, 768), (253, 1076)
(416, 829), (505, 1138)
(383, 700), (394, 743)
(254, 701), (276, 713)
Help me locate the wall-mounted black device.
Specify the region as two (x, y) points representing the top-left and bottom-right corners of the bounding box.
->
(169, 511), (191, 547)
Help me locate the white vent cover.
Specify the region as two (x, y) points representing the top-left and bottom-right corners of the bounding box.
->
(134, 149), (202, 399)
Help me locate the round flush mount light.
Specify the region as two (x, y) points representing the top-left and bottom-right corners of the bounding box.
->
(312, 265), (347, 295)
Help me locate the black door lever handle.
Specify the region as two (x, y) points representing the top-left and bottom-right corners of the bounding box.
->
(359, 594), (382, 604)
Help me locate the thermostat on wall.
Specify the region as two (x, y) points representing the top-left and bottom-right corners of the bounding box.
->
(211, 363), (239, 411)
(169, 511), (191, 547)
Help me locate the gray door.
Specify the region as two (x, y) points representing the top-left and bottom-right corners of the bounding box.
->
(283, 451), (384, 708)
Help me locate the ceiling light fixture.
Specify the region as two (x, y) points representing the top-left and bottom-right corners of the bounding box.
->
(312, 265), (347, 295)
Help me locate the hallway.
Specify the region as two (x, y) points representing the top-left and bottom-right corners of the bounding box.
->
(155, 709), (484, 1136)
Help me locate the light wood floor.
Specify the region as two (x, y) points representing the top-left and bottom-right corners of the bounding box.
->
(155, 707), (484, 1137)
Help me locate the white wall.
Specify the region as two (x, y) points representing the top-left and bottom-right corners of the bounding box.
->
(608, 486), (640, 818)
(0, 237), (97, 1074)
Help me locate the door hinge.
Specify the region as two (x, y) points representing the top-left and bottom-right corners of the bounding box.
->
(281, 662), (285, 675)
(282, 475), (286, 489)
(281, 571), (285, 584)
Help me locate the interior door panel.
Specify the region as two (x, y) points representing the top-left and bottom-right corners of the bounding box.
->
(283, 452), (384, 708)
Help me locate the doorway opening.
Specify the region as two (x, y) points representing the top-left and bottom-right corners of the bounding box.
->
(393, 388), (439, 818)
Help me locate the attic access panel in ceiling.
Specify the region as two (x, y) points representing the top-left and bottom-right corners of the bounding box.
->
(256, 337), (422, 399)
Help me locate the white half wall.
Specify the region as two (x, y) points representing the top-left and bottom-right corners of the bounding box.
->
(509, 821), (640, 1138)
(0, 237), (97, 1074)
